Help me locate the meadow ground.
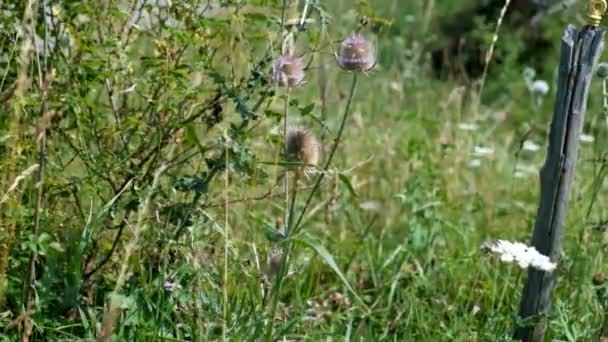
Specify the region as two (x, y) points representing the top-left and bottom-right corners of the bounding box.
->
(2, 0), (608, 341)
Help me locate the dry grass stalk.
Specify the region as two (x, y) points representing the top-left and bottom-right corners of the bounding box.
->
(478, 0), (512, 99)
(0, 164), (40, 206)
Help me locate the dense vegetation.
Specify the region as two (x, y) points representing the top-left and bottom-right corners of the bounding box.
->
(1, 0), (608, 340)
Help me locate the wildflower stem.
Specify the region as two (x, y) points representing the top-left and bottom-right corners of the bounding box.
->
(284, 91), (290, 233)
(265, 73), (358, 342)
(287, 171), (300, 233)
(223, 131), (229, 342)
(291, 73), (358, 236)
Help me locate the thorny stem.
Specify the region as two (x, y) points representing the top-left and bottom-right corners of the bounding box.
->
(291, 73), (358, 236)
(287, 171), (299, 234)
(284, 91), (290, 233)
(265, 73), (358, 342)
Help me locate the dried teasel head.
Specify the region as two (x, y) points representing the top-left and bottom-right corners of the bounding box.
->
(336, 33), (376, 72)
(285, 126), (320, 170)
(272, 54), (305, 88)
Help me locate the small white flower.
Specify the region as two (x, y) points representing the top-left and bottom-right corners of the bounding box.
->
(389, 81), (401, 93)
(522, 140), (540, 152)
(580, 134), (595, 143)
(359, 200), (380, 212)
(163, 280), (181, 292)
(482, 240), (556, 272)
(515, 163), (537, 175)
(458, 123), (479, 131)
(468, 159), (482, 168)
(514, 171), (526, 178)
(471, 305), (481, 315)
(531, 80), (550, 96)
(473, 146), (495, 157)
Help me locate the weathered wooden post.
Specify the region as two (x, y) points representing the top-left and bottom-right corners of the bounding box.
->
(515, 1), (606, 341)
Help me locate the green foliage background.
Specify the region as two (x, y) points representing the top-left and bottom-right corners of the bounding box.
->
(1, 0), (608, 340)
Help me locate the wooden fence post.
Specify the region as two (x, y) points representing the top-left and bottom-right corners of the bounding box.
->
(515, 2), (606, 340)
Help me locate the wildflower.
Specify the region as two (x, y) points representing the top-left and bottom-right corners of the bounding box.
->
(163, 279), (181, 292)
(336, 33), (376, 72)
(482, 240), (556, 272)
(473, 145), (495, 157)
(457, 122), (479, 131)
(468, 159), (482, 168)
(359, 200), (380, 212)
(514, 164), (537, 178)
(471, 305), (481, 316)
(580, 133), (595, 143)
(272, 54), (305, 88)
(522, 140), (540, 152)
(285, 126), (320, 169)
(514, 171), (526, 178)
(531, 80), (550, 96)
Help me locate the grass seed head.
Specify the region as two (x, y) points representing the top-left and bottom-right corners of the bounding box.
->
(336, 33), (376, 72)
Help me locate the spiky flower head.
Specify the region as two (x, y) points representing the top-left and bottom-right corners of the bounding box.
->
(336, 33), (376, 72)
(285, 126), (320, 170)
(272, 54), (305, 88)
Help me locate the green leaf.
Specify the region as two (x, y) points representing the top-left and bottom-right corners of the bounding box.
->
(262, 221), (286, 243)
(297, 235), (369, 312)
(299, 103), (315, 117)
(338, 173), (358, 198)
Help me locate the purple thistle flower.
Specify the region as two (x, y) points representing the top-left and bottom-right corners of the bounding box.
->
(336, 33), (376, 72)
(272, 54), (305, 88)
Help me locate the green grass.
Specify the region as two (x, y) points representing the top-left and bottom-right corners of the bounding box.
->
(2, 0), (608, 341)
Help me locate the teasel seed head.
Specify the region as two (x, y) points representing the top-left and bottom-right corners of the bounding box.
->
(336, 33), (376, 72)
(272, 54), (305, 88)
(285, 126), (320, 170)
